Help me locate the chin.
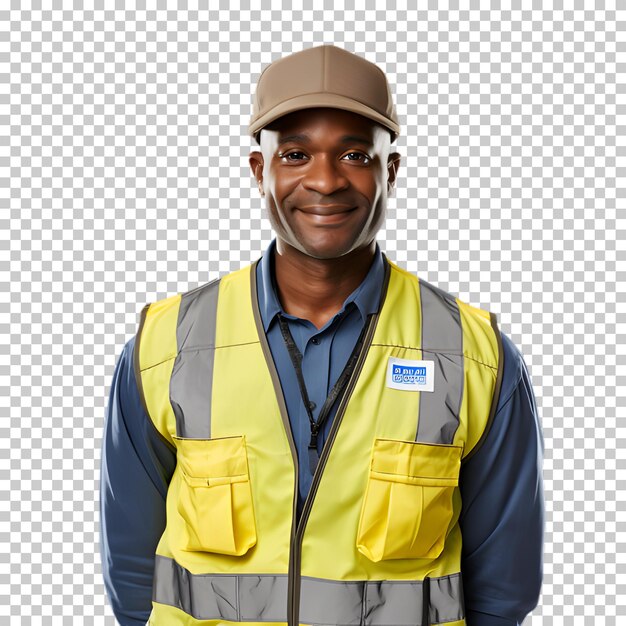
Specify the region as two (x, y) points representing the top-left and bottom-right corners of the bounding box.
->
(297, 239), (359, 260)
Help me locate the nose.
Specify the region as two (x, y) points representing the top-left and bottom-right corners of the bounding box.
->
(301, 154), (350, 196)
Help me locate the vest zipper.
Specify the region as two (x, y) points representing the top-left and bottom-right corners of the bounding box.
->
(290, 308), (383, 626)
(250, 256), (391, 626)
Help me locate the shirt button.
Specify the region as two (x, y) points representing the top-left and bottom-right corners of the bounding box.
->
(311, 337), (320, 345)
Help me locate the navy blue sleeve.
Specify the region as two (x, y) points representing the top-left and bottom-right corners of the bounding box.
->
(459, 332), (545, 626)
(99, 335), (177, 626)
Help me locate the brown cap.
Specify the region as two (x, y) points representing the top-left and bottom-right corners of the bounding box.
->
(248, 44), (400, 145)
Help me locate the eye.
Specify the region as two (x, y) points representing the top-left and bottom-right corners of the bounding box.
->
(344, 151), (370, 163)
(278, 151), (371, 164)
(280, 151), (307, 161)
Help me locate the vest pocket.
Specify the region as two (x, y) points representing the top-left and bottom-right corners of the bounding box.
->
(172, 434), (257, 556)
(356, 437), (463, 562)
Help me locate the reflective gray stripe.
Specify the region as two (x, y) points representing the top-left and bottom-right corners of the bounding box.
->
(153, 555), (464, 625)
(152, 554), (287, 621)
(170, 277), (221, 438)
(417, 278), (464, 444)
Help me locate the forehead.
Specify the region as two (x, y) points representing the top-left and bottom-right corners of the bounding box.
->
(263, 107), (386, 146)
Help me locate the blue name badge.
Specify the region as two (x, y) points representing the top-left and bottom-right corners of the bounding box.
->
(386, 357), (434, 392)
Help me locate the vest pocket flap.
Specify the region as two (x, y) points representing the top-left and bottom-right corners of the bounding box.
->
(172, 434), (257, 556)
(173, 434), (249, 480)
(356, 437), (463, 563)
(370, 437), (463, 485)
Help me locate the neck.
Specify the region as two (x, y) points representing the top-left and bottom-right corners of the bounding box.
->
(272, 239), (376, 328)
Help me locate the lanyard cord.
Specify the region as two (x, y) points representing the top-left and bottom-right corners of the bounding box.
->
(276, 309), (371, 474)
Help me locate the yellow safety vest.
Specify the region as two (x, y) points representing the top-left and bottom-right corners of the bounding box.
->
(134, 253), (503, 626)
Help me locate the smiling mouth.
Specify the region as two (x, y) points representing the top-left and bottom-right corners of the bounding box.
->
(297, 207), (358, 224)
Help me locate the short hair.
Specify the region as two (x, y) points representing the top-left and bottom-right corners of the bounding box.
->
(256, 121), (393, 147)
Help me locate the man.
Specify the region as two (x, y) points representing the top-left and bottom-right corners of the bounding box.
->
(100, 45), (544, 626)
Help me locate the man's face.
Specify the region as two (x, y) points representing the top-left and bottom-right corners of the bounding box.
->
(249, 107), (402, 260)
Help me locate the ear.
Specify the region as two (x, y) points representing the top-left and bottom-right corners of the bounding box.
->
(387, 152), (402, 195)
(249, 152), (265, 197)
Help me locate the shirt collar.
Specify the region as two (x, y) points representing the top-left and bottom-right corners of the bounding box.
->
(257, 237), (386, 333)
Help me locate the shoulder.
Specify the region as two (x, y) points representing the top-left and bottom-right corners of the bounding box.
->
(134, 294), (182, 372)
(114, 335), (135, 378)
(110, 335), (142, 415)
(105, 334), (146, 427)
(497, 330), (526, 412)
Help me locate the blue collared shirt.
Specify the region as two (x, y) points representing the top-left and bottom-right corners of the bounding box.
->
(100, 237), (545, 626)
(257, 238), (387, 519)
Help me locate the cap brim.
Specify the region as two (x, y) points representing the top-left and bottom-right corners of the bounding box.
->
(248, 92), (399, 144)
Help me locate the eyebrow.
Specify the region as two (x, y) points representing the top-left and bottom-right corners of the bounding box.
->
(277, 134), (374, 147)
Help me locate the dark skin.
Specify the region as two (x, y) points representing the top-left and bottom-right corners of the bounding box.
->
(249, 107), (402, 329)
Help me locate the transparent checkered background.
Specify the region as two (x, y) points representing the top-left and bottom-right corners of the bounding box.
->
(1, 2), (623, 625)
